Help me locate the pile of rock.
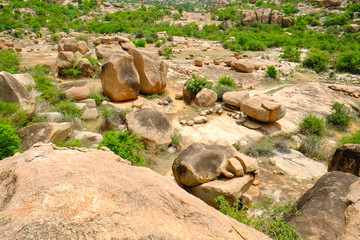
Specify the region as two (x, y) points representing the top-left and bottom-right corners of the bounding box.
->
(0, 38), (22, 52)
(172, 143), (259, 207)
(242, 9), (292, 27)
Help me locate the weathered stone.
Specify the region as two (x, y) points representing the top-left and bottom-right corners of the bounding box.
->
(78, 58), (94, 78)
(18, 122), (73, 150)
(194, 58), (204, 67)
(234, 153), (259, 175)
(65, 86), (91, 101)
(282, 17), (292, 27)
(241, 97), (286, 123)
(128, 49), (167, 94)
(81, 108), (98, 120)
(120, 41), (136, 50)
(74, 131), (103, 145)
(56, 51), (74, 69)
(193, 116), (208, 124)
(63, 40), (89, 55)
(222, 91), (250, 109)
(328, 144), (360, 176)
(224, 57), (237, 67)
(114, 35), (130, 43)
(95, 42), (126, 59)
(350, 24), (360, 33)
(242, 10), (257, 26)
(233, 60), (255, 73)
(227, 157), (245, 177)
(195, 88), (217, 107)
(39, 112), (62, 123)
(79, 99), (97, 108)
(100, 53), (140, 102)
(0, 72), (35, 115)
(125, 108), (173, 148)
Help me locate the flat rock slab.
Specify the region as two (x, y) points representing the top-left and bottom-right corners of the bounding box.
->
(272, 149), (327, 180)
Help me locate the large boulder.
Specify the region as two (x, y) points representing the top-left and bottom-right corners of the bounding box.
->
(338, 179), (360, 240)
(128, 49), (168, 94)
(328, 144), (360, 176)
(242, 10), (257, 26)
(125, 108), (173, 147)
(233, 60), (255, 73)
(95, 42), (125, 59)
(287, 171), (358, 240)
(195, 88), (217, 107)
(78, 58), (94, 78)
(222, 91), (250, 109)
(100, 53), (140, 101)
(18, 122), (73, 150)
(240, 96), (286, 123)
(0, 143), (270, 240)
(255, 8), (271, 24)
(63, 40), (89, 55)
(0, 72), (35, 114)
(65, 85), (91, 101)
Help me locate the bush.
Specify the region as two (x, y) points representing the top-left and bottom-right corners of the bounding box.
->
(218, 76), (236, 88)
(52, 100), (82, 122)
(50, 34), (61, 43)
(212, 84), (237, 101)
(327, 102), (351, 127)
(170, 129), (182, 149)
(0, 101), (37, 130)
(335, 50), (360, 74)
(280, 46), (301, 62)
(28, 64), (51, 79)
(34, 76), (65, 105)
(302, 51), (329, 73)
(300, 114), (326, 136)
(61, 62), (82, 79)
(0, 50), (21, 74)
(0, 124), (20, 160)
(265, 65), (278, 79)
(134, 39), (146, 48)
(338, 130), (360, 146)
(215, 195), (301, 240)
(98, 131), (145, 166)
(299, 135), (328, 161)
(56, 139), (84, 148)
(89, 93), (109, 106)
(162, 47), (173, 59)
(186, 74), (213, 98)
(75, 34), (90, 44)
(245, 142), (275, 157)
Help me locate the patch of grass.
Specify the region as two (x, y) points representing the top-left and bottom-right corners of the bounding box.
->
(245, 142), (275, 157)
(298, 135), (328, 161)
(61, 62), (82, 79)
(218, 75), (236, 88)
(300, 114), (326, 136)
(266, 86), (284, 95)
(338, 130), (360, 146)
(89, 93), (109, 106)
(56, 139), (84, 148)
(280, 45), (301, 62)
(144, 94), (159, 100)
(75, 34), (90, 44)
(50, 33), (61, 43)
(0, 50), (21, 74)
(28, 64), (51, 79)
(302, 51), (329, 73)
(170, 129), (182, 150)
(34, 76), (65, 105)
(52, 100), (82, 122)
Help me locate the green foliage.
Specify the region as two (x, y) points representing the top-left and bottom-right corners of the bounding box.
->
(144, 94), (159, 100)
(245, 142), (275, 157)
(327, 102), (351, 127)
(170, 129), (182, 149)
(28, 64), (51, 79)
(218, 76), (236, 88)
(52, 100), (82, 122)
(302, 51), (329, 73)
(173, 13), (182, 20)
(0, 124), (20, 160)
(34, 76), (65, 105)
(299, 135), (328, 161)
(75, 34), (90, 44)
(162, 47), (173, 59)
(56, 139), (84, 148)
(186, 74), (213, 98)
(134, 39), (147, 48)
(50, 33), (61, 43)
(98, 131), (146, 166)
(89, 93), (109, 106)
(61, 62), (82, 79)
(215, 196), (301, 240)
(338, 130), (360, 146)
(300, 114), (326, 136)
(265, 65), (278, 79)
(280, 46), (301, 62)
(212, 84), (237, 101)
(0, 50), (21, 74)
(100, 105), (119, 120)
(335, 50), (360, 75)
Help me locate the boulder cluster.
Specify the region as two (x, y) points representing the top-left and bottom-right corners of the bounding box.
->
(242, 9), (292, 27)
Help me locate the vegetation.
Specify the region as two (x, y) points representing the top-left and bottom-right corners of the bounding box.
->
(265, 65), (278, 79)
(75, 34), (90, 44)
(162, 47), (173, 59)
(52, 100), (83, 122)
(215, 195), (301, 240)
(302, 51), (329, 73)
(0, 50), (21, 74)
(218, 76), (236, 88)
(170, 129), (182, 150)
(335, 50), (360, 74)
(245, 142), (275, 157)
(50, 33), (61, 43)
(56, 139), (84, 148)
(61, 62), (82, 79)
(98, 131), (146, 166)
(0, 124), (21, 160)
(89, 93), (109, 106)
(280, 46), (301, 62)
(299, 135), (328, 161)
(134, 39), (147, 48)
(327, 102), (351, 127)
(144, 94), (159, 100)
(300, 114), (326, 136)
(338, 130), (360, 146)
(186, 74), (213, 98)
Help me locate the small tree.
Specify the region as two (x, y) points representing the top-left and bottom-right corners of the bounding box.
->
(0, 124), (20, 160)
(265, 65), (278, 79)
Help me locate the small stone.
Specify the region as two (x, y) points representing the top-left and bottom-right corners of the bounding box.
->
(269, 158), (276, 165)
(200, 111), (207, 116)
(175, 91), (183, 100)
(158, 100), (164, 105)
(218, 109), (223, 115)
(236, 118), (246, 125)
(252, 179), (260, 186)
(180, 119), (187, 125)
(187, 120), (194, 126)
(243, 120), (262, 130)
(208, 109), (213, 114)
(227, 113), (233, 117)
(193, 116), (208, 124)
(163, 100), (169, 105)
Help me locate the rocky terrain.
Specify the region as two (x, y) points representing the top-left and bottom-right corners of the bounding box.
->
(0, 0), (360, 239)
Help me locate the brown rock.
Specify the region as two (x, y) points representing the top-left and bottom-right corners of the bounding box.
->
(65, 86), (91, 101)
(233, 60), (255, 73)
(195, 88), (217, 107)
(120, 41), (136, 50)
(194, 57), (204, 67)
(0, 143), (271, 240)
(328, 144), (360, 176)
(100, 53), (140, 101)
(63, 40), (89, 55)
(234, 153), (259, 175)
(222, 91), (250, 109)
(227, 157), (245, 177)
(78, 58), (94, 78)
(114, 35), (130, 43)
(350, 24), (360, 33)
(224, 57), (238, 67)
(241, 97), (286, 123)
(242, 10), (257, 26)
(214, 59), (223, 65)
(95, 42), (125, 59)
(282, 17), (292, 27)
(56, 51), (74, 69)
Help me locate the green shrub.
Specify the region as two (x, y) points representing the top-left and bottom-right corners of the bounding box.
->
(134, 39), (147, 48)
(338, 130), (360, 146)
(52, 100), (82, 122)
(186, 74), (213, 98)
(50, 34), (61, 43)
(28, 64), (51, 79)
(215, 195), (301, 240)
(302, 51), (329, 73)
(61, 62), (82, 79)
(89, 93), (109, 106)
(327, 102), (351, 127)
(218, 76), (236, 88)
(0, 50), (21, 74)
(56, 139), (84, 148)
(0, 124), (20, 160)
(98, 131), (145, 166)
(170, 129), (182, 149)
(144, 94), (159, 100)
(0, 101), (36, 130)
(245, 142), (275, 157)
(265, 65), (278, 79)
(75, 34), (90, 44)
(299, 135), (328, 161)
(280, 46), (301, 62)
(162, 47), (173, 59)
(100, 105), (119, 120)
(34, 76), (65, 105)
(300, 114), (326, 136)
(212, 84), (237, 101)
(335, 50), (360, 74)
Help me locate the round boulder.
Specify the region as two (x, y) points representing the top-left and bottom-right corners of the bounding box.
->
(233, 60), (255, 73)
(222, 91), (250, 109)
(195, 88), (217, 107)
(328, 144), (360, 176)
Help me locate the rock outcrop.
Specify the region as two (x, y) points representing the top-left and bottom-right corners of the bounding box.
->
(328, 144), (360, 177)
(125, 108), (173, 147)
(95, 42), (125, 59)
(241, 96), (286, 123)
(63, 40), (89, 55)
(0, 143), (270, 240)
(128, 49), (168, 94)
(223, 91), (250, 109)
(0, 72), (35, 114)
(242, 9), (292, 27)
(287, 171), (359, 240)
(100, 53), (140, 101)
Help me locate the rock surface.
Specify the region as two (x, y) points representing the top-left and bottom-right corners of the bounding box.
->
(287, 171), (359, 240)
(125, 108), (173, 147)
(233, 60), (255, 73)
(328, 144), (360, 177)
(223, 91), (250, 109)
(100, 53), (140, 101)
(95, 42), (125, 59)
(0, 72), (35, 114)
(195, 88), (217, 107)
(0, 143), (271, 240)
(63, 40), (89, 55)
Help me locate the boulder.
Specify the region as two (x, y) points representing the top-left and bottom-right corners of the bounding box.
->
(222, 91), (250, 109)
(172, 143), (237, 187)
(128, 49), (167, 94)
(13, 73), (35, 87)
(114, 35), (130, 43)
(0, 72), (35, 114)
(242, 10), (257, 26)
(39, 112), (62, 123)
(63, 40), (89, 55)
(157, 31), (168, 39)
(95, 42), (125, 59)
(233, 60), (255, 73)
(224, 57), (238, 67)
(328, 144), (360, 176)
(18, 122), (73, 150)
(282, 17), (292, 27)
(194, 57), (204, 67)
(120, 41), (136, 50)
(257, 8), (271, 24)
(65, 86), (91, 101)
(350, 24), (360, 33)
(271, 11), (283, 26)
(287, 171), (358, 240)
(125, 108), (173, 148)
(0, 143), (271, 240)
(93, 36), (112, 46)
(56, 51), (74, 69)
(78, 58), (94, 78)
(195, 88), (217, 107)
(338, 179), (360, 240)
(100, 53), (140, 102)
(79, 99), (96, 108)
(81, 108), (98, 120)
(74, 131), (103, 145)
(188, 174), (255, 208)
(240, 96), (286, 123)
